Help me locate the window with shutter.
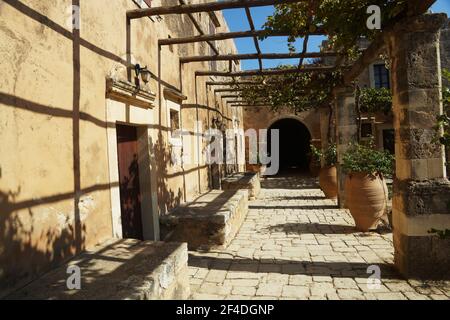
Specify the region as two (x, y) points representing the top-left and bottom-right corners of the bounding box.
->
(373, 64), (390, 89)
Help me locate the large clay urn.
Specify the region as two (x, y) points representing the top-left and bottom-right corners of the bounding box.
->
(343, 176), (351, 209)
(345, 172), (388, 231)
(319, 166), (337, 199)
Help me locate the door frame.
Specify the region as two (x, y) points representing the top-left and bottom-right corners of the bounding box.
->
(106, 98), (159, 240)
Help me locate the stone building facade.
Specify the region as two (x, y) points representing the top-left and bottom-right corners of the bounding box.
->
(0, 0), (244, 297)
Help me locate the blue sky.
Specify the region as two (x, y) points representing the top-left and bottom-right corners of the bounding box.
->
(223, 1), (450, 70)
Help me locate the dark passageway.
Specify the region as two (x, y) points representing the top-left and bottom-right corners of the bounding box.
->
(268, 118), (311, 174)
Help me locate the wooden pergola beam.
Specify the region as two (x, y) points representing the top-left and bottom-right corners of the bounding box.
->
(214, 88), (248, 93)
(343, 37), (385, 84)
(127, 0), (306, 19)
(182, 52), (335, 63)
(206, 81), (264, 86)
(298, 0), (316, 68)
(230, 104), (269, 107)
(174, 0), (218, 55)
(225, 98), (268, 103)
(221, 95), (242, 99)
(244, 6), (263, 70)
(407, 0), (437, 17)
(159, 29), (322, 46)
(197, 66), (335, 77)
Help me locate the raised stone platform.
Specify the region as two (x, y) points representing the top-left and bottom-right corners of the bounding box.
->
(7, 239), (190, 300)
(161, 190), (249, 250)
(222, 172), (261, 200)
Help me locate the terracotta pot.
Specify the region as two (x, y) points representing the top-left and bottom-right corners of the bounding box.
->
(343, 176), (351, 209)
(319, 166), (337, 199)
(345, 172), (388, 232)
(309, 159), (320, 177)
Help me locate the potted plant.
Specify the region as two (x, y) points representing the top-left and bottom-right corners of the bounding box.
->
(318, 144), (338, 199)
(309, 144), (321, 177)
(342, 142), (394, 231)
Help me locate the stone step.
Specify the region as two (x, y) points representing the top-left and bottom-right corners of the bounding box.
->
(161, 190), (249, 250)
(6, 239), (190, 300)
(222, 172), (261, 200)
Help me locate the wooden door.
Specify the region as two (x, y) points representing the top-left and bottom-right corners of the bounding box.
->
(116, 124), (143, 240)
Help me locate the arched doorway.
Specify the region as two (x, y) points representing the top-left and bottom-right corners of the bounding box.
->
(268, 118), (312, 174)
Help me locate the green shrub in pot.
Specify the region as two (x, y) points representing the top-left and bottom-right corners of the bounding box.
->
(323, 143), (337, 167)
(342, 142), (394, 177)
(309, 144), (322, 165)
(309, 144), (322, 177)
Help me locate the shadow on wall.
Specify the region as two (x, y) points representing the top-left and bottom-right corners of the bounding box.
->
(0, 187), (86, 298)
(153, 130), (183, 215)
(1, 0), (83, 297)
(0, 0), (209, 297)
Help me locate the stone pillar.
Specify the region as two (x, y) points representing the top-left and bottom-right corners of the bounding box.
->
(334, 86), (358, 208)
(319, 106), (331, 167)
(387, 13), (450, 278)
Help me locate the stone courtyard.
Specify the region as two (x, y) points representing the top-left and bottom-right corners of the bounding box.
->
(188, 174), (450, 300)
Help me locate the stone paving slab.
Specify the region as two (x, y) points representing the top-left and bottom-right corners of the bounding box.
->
(189, 174), (450, 300)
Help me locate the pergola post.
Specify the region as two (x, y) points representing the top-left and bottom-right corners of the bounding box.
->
(334, 86), (358, 208)
(387, 13), (450, 278)
(319, 106), (332, 167)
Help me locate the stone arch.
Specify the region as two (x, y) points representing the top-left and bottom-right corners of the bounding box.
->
(267, 114), (314, 139)
(267, 116), (313, 173)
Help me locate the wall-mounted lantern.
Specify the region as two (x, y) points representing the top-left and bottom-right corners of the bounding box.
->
(212, 116), (219, 128)
(134, 64), (151, 84)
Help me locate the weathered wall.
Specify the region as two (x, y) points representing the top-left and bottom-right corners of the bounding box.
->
(441, 19), (450, 72)
(243, 107), (321, 141)
(441, 19), (450, 176)
(0, 0), (242, 297)
(242, 106), (321, 172)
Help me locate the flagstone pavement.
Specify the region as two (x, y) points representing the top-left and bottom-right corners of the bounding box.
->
(188, 173), (450, 300)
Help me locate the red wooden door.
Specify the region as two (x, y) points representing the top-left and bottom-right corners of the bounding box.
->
(116, 124), (143, 240)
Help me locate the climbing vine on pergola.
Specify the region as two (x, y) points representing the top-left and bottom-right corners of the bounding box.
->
(233, 0), (430, 111)
(127, 0), (436, 112)
(235, 68), (343, 112)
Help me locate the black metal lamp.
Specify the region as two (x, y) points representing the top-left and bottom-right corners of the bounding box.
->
(134, 64), (151, 84)
(212, 117), (219, 128)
